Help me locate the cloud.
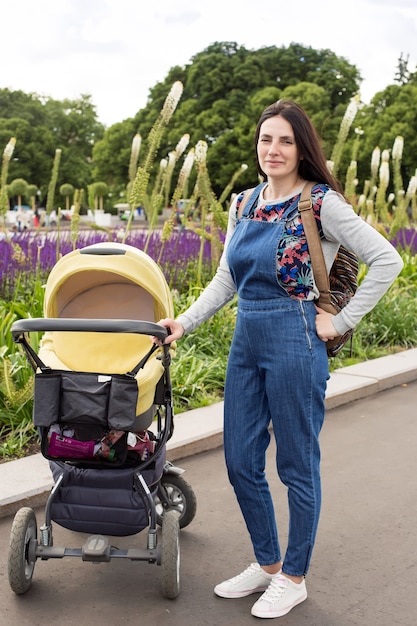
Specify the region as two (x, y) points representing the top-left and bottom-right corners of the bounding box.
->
(2, 0), (416, 126)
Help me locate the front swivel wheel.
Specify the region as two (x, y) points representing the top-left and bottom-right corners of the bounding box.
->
(160, 509), (180, 599)
(8, 507), (37, 594)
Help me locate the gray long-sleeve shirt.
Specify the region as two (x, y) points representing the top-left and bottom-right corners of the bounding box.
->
(177, 188), (404, 337)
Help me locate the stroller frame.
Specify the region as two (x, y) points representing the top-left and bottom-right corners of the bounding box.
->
(8, 243), (197, 600)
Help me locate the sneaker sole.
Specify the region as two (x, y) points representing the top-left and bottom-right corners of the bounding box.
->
(251, 591), (307, 617)
(214, 585), (269, 599)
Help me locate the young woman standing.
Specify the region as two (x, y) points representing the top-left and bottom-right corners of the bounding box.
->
(155, 100), (403, 618)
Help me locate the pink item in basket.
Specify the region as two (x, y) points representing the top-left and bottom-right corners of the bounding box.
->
(48, 431), (96, 459)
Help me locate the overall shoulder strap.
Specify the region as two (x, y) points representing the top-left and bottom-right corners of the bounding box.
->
(237, 183), (266, 218)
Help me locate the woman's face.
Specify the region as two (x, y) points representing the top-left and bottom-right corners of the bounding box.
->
(257, 115), (300, 181)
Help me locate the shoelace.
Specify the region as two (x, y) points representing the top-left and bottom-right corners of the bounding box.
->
(261, 575), (288, 601)
(229, 563), (260, 583)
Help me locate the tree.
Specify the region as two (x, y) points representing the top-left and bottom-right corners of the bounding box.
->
(354, 83), (417, 194)
(27, 184), (38, 210)
(394, 53), (411, 86)
(0, 89), (104, 198)
(0, 117), (55, 200)
(8, 177), (28, 207)
(94, 42), (361, 199)
(60, 183), (75, 211)
(42, 95), (104, 190)
(92, 119), (137, 197)
(89, 181), (108, 211)
(5, 43), (417, 204)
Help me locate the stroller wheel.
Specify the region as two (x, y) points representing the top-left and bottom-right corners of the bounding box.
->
(155, 474), (197, 529)
(160, 509), (180, 599)
(8, 507), (37, 594)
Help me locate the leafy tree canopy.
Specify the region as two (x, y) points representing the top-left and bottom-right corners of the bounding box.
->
(94, 41), (362, 199)
(3, 42), (417, 207)
(0, 90), (104, 204)
(354, 82), (417, 188)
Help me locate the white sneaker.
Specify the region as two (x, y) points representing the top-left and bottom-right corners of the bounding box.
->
(214, 563), (279, 598)
(251, 574), (307, 618)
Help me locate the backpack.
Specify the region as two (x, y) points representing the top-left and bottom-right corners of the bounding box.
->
(323, 246), (358, 356)
(299, 182), (358, 357)
(237, 183), (358, 357)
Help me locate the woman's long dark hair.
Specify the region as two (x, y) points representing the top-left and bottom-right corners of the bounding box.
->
(254, 100), (344, 195)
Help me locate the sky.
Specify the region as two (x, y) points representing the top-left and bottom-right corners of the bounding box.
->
(2, 0), (417, 127)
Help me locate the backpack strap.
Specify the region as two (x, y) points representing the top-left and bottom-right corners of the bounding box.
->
(237, 183), (267, 218)
(298, 182), (336, 315)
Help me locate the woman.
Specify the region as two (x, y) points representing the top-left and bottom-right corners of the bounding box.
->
(156, 100), (403, 619)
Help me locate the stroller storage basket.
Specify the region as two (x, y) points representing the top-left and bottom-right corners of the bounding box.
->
(34, 369), (139, 430)
(34, 369), (139, 465)
(11, 317), (169, 467)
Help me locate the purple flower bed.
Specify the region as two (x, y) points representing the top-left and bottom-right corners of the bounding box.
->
(390, 228), (417, 254)
(0, 228), (222, 298)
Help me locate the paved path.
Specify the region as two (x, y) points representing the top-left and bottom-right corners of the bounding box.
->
(2, 348), (417, 518)
(1, 377), (417, 624)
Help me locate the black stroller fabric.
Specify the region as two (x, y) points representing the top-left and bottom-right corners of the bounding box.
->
(34, 370), (139, 431)
(34, 369), (140, 466)
(49, 451), (165, 536)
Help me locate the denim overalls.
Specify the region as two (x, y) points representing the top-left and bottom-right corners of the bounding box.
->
(225, 185), (329, 577)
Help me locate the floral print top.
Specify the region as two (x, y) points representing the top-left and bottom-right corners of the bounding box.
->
(237, 183), (329, 299)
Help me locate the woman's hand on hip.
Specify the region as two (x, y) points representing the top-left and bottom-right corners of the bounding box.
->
(314, 305), (337, 343)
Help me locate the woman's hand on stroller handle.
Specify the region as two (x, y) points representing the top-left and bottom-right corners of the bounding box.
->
(152, 318), (184, 345)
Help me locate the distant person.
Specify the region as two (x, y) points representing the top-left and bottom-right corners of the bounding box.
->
(49, 209), (57, 226)
(15, 206), (25, 232)
(154, 100), (403, 619)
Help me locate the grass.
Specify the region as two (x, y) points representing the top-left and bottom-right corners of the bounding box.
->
(0, 245), (416, 462)
(0, 246), (417, 461)
(2, 89), (417, 461)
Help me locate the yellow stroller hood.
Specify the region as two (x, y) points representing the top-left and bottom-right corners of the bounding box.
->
(39, 242), (174, 419)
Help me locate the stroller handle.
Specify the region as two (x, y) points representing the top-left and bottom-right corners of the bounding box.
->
(11, 318), (169, 341)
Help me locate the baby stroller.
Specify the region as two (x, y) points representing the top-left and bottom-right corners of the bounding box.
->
(7, 242), (197, 599)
